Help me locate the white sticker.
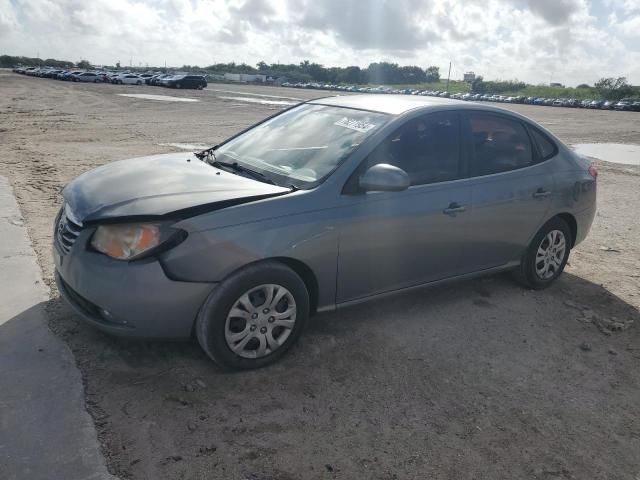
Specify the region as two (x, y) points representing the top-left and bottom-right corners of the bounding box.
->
(334, 117), (377, 133)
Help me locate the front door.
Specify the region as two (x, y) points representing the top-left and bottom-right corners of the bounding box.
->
(336, 111), (475, 303)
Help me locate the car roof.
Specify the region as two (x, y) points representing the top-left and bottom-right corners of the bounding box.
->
(308, 93), (538, 118)
(309, 94), (468, 115)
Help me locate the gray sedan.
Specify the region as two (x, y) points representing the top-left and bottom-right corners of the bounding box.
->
(54, 95), (597, 369)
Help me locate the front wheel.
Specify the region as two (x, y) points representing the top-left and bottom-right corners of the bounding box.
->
(175, 83), (181, 89)
(136, 81), (141, 85)
(512, 217), (572, 289)
(196, 261), (309, 370)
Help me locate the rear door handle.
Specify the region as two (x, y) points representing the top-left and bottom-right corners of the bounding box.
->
(443, 202), (466, 215)
(533, 189), (552, 198)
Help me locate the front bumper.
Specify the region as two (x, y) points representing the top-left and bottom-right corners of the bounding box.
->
(54, 236), (215, 339)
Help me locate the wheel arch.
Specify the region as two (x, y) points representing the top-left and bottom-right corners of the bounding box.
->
(555, 212), (577, 248)
(204, 256), (320, 316)
(270, 257), (319, 316)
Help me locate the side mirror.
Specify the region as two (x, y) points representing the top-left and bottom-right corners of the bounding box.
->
(359, 164), (410, 192)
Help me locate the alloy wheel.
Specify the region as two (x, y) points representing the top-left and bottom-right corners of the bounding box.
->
(535, 229), (566, 279)
(225, 284), (297, 359)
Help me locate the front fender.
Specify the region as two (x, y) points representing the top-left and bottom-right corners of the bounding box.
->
(159, 210), (339, 311)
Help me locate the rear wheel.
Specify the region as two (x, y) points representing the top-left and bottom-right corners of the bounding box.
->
(196, 261), (309, 370)
(176, 83), (182, 89)
(136, 80), (141, 85)
(512, 217), (572, 289)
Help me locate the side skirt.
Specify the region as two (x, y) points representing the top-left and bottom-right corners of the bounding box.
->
(316, 261), (520, 313)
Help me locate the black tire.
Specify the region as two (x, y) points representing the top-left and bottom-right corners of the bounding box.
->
(136, 81), (141, 85)
(176, 83), (181, 89)
(196, 261), (310, 370)
(512, 217), (572, 289)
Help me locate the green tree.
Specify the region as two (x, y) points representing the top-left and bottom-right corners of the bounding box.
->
(471, 75), (486, 93)
(337, 66), (364, 84)
(425, 66), (440, 83)
(76, 59), (91, 69)
(399, 66), (427, 83)
(594, 77), (633, 100)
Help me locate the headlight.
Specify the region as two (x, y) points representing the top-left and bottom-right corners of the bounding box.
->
(91, 223), (185, 261)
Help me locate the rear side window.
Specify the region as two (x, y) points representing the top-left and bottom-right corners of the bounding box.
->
(529, 128), (557, 160)
(467, 113), (533, 176)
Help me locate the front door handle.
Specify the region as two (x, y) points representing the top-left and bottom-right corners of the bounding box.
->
(443, 202), (466, 215)
(533, 188), (552, 198)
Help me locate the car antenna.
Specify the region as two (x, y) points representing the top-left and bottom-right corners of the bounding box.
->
(194, 145), (218, 161)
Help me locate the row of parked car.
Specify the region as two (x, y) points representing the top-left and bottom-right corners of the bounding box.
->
(12, 66), (208, 90)
(282, 82), (640, 112)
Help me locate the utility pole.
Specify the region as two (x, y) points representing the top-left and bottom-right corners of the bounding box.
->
(446, 61), (451, 93)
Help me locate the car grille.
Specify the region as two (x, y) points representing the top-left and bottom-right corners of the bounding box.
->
(55, 204), (83, 255)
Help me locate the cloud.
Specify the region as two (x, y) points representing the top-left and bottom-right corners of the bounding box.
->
(290, 0), (438, 51)
(0, 0), (638, 85)
(523, 0), (583, 25)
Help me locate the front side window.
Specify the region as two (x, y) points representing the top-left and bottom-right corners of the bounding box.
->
(215, 104), (389, 188)
(467, 113), (533, 176)
(364, 111), (463, 186)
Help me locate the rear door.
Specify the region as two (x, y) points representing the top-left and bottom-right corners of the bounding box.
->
(463, 111), (555, 269)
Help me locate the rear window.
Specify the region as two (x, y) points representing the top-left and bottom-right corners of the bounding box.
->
(529, 128), (557, 160)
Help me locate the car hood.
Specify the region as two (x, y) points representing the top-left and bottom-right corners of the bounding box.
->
(63, 153), (290, 222)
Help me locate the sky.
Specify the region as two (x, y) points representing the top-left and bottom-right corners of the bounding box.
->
(1, 0), (639, 86)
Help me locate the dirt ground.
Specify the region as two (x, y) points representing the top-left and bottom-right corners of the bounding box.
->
(1, 71), (639, 480)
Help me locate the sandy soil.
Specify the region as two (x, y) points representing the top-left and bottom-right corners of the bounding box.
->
(1, 71), (639, 480)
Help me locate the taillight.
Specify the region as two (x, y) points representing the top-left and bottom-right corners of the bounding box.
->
(588, 163), (598, 179)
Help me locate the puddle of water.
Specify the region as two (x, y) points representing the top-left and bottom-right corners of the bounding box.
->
(218, 96), (297, 106)
(118, 94), (199, 102)
(209, 88), (303, 101)
(159, 143), (209, 150)
(571, 143), (640, 166)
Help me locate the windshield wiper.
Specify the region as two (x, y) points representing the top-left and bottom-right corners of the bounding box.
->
(210, 160), (278, 186)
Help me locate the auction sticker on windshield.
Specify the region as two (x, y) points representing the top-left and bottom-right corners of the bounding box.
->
(334, 117), (377, 133)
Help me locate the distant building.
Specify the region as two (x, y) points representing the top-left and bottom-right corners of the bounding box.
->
(550, 82), (564, 87)
(463, 71), (476, 82)
(224, 73), (267, 83)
